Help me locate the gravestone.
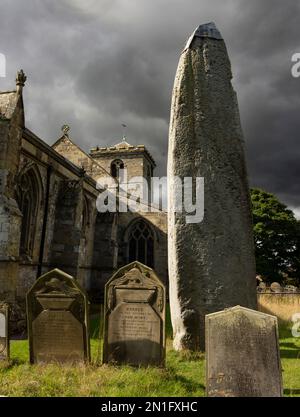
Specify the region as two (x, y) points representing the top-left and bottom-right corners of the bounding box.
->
(103, 261), (165, 366)
(206, 306), (283, 397)
(0, 303), (9, 360)
(27, 268), (90, 364)
(257, 282), (267, 293)
(284, 285), (298, 293)
(270, 282), (282, 293)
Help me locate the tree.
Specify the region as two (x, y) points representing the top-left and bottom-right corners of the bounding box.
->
(250, 188), (300, 284)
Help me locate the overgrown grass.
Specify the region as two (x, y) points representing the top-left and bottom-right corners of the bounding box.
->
(0, 311), (299, 397)
(278, 326), (300, 397)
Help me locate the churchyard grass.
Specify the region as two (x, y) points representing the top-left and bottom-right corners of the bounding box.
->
(279, 326), (300, 396)
(0, 309), (299, 397)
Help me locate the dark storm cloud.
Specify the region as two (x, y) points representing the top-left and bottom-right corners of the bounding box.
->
(0, 0), (300, 214)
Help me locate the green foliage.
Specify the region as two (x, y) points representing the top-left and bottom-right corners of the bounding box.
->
(251, 188), (300, 284)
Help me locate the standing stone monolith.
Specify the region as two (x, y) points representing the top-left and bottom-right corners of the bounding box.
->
(206, 306), (283, 397)
(168, 22), (257, 351)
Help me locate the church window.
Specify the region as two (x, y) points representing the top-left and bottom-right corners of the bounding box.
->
(16, 168), (41, 257)
(128, 220), (154, 268)
(111, 159), (124, 179)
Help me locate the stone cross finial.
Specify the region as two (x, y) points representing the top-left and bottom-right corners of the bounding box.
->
(16, 69), (27, 92)
(61, 124), (70, 136)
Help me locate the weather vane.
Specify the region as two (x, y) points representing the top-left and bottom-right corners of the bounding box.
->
(121, 123), (127, 141)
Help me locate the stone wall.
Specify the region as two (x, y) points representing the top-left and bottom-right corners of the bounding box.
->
(258, 294), (300, 323)
(10, 130), (101, 301)
(77, 194), (98, 290)
(257, 284), (300, 324)
(89, 212), (118, 300)
(50, 179), (83, 277)
(0, 86), (24, 303)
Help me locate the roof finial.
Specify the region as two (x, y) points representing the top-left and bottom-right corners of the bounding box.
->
(121, 123), (127, 141)
(61, 124), (70, 137)
(16, 69), (27, 94)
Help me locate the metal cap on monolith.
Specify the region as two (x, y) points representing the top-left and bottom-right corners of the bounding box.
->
(184, 22), (223, 51)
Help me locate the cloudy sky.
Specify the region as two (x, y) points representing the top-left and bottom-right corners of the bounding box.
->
(0, 0), (300, 215)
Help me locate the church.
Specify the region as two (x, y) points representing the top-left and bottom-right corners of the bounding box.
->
(0, 70), (167, 326)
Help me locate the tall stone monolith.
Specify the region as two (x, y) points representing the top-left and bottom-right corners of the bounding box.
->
(167, 22), (257, 351)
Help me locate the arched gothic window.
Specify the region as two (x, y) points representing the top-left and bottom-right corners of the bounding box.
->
(128, 220), (154, 268)
(15, 167), (41, 257)
(111, 159), (124, 179)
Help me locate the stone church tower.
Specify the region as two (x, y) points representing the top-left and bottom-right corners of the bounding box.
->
(90, 139), (156, 202)
(53, 130), (167, 293)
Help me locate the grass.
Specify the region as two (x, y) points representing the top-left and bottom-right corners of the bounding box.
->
(0, 308), (299, 397)
(278, 326), (300, 396)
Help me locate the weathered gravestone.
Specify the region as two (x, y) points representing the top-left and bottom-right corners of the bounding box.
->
(103, 261), (165, 366)
(206, 306), (283, 397)
(0, 303), (9, 360)
(270, 282), (282, 293)
(27, 268), (90, 364)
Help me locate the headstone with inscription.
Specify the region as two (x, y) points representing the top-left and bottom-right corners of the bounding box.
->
(103, 261), (165, 366)
(27, 268), (90, 364)
(206, 305), (283, 397)
(0, 303), (9, 360)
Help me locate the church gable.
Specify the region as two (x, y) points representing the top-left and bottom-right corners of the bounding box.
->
(52, 128), (111, 182)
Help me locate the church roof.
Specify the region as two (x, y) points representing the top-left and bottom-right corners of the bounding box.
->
(114, 139), (132, 149)
(51, 126), (113, 179)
